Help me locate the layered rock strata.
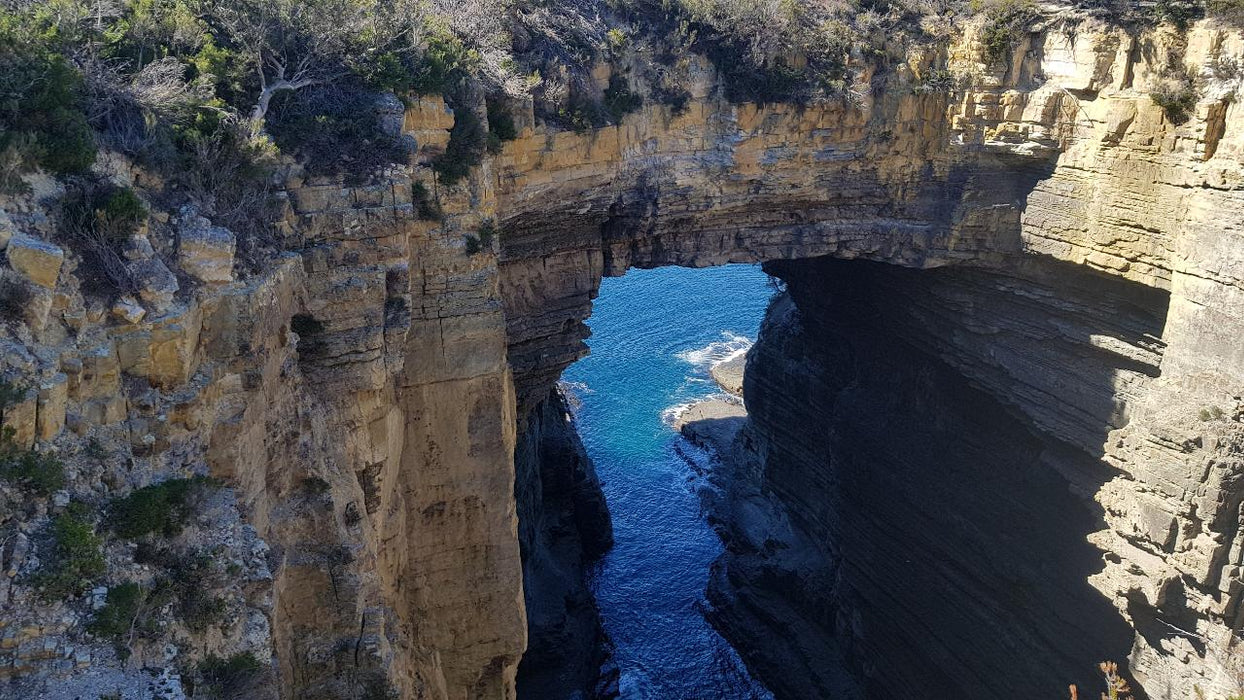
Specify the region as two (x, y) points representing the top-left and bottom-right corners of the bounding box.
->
(1, 8), (1242, 700)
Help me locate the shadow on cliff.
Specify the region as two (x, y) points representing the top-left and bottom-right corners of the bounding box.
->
(514, 391), (616, 699)
(706, 254), (1169, 699)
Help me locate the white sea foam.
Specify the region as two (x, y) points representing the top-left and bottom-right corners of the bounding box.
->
(675, 331), (752, 372)
(662, 333), (753, 426)
(660, 401), (699, 426)
(660, 392), (744, 427)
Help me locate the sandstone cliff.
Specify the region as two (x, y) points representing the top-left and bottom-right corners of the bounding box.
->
(0, 7), (1241, 700)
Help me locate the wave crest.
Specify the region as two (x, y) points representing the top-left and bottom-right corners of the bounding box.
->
(675, 332), (752, 372)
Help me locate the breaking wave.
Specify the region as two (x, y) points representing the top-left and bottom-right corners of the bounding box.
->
(675, 332), (752, 373)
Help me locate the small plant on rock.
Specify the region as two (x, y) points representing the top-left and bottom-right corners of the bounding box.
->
(1151, 77), (1199, 125)
(107, 476), (217, 539)
(914, 69), (960, 94)
(1, 449), (67, 495)
(197, 652), (264, 699)
(0, 377), (29, 427)
(411, 181), (442, 222)
(34, 506), (106, 600)
(1199, 406), (1226, 421)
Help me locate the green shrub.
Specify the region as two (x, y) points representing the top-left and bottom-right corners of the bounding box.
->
(603, 74), (643, 124)
(1152, 79), (1198, 125)
(302, 476), (331, 494)
(1206, 0), (1244, 20)
(557, 100), (599, 134)
(34, 510), (106, 600)
(653, 85), (692, 116)
(99, 188), (147, 230)
(87, 582), (144, 640)
(39, 108), (96, 174)
(464, 234), (483, 256)
(487, 100), (518, 141)
(266, 86), (407, 182)
(486, 99), (518, 154)
(165, 550), (226, 631)
(107, 477), (216, 539)
(356, 51), (421, 95)
(0, 17), (96, 176)
(135, 544), (227, 631)
(412, 181), (442, 221)
(433, 107), (487, 186)
(1151, 0), (1204, 27)
(1, 449), (66, 495)
(976, 0), (1038, 65)
(61, 182), (148, 244)
(198, 652), (264, 699)
(477, 219), (498, 248)
(410, 28), (480, 97)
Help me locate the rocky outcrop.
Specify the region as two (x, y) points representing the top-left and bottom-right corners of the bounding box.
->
(494, 13), (1244, 700)
(1, 115), (527, 698)
(2, 8), (1242, 700)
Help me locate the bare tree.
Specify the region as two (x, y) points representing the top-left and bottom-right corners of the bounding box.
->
(201, 0), (373, 132)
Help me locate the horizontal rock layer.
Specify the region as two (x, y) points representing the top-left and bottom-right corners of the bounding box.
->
(2, 8), (1242, 700)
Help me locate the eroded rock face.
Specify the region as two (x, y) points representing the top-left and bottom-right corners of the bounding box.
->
(513, 391), (612, 698)
(494, 14), (1244, 700)
(703, 258), (1165, 697)
(2, 9), (1242, 700)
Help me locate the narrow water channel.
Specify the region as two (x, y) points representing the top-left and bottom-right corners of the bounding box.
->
(561, 264), (775, 699)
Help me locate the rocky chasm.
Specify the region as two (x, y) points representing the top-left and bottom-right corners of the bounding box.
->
(1, 9), (1243, 700)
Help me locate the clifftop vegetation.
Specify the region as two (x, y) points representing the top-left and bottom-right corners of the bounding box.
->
(1, 0), (1241, 269)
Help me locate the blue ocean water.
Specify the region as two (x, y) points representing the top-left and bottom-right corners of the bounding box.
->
(561, 264), (776, 700)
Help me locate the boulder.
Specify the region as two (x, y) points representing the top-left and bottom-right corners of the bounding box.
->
(710, 353), (747, 397)
(178, 215), (235, 284)
(127, 257), (179, 309)
(111, 296), (146, 325)
(6, 235), (64, 289)
(123, 234), (156, 262)
(0, 211), (13, 250)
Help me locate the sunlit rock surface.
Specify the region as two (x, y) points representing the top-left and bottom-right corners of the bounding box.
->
(1, 10), (1242, 700)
